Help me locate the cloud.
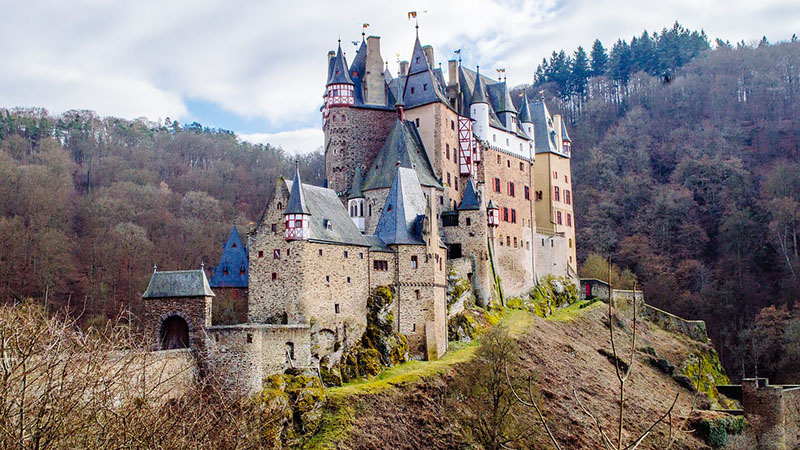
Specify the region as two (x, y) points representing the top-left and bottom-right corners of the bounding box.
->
(239, 128), (324, 155)
(1, 0), (799, 154)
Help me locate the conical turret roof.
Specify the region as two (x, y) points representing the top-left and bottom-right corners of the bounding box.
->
(362, 119), (441, 191)
(210, 224), (249, 288)
(518, 93), (533, 123)
(471, 68), (488, 105)
(375, 167), (427, 245)
(348, 166), (364, 199)
(327, 42), (354, 85)
(284, 163), (310, 215)
(457, 178), (481, 210)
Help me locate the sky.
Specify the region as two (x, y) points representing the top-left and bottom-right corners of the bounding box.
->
(1, 0), (799, 154)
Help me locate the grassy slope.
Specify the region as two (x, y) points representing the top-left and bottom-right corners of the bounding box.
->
(304, 304), (714, 449)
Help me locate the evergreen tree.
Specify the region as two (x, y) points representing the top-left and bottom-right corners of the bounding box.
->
(533, 58), (548, 86)
(608, 39), (633, 84)
(570, 46), (591, 97)
(759, 36), (770, 48)
(590, 39), (608, 76)
(630, 31), (657, 75)
(547, 50), (572, 98)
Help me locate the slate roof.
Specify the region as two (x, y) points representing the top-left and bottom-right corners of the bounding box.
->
(531, 101), (562, 155)
(561, 120), (571, 142)
(458, 178), (481, 210)
(402, 37), (454, 110)
(487, 82), (516, 114)
(347, 165), (364, 199)
(362, 234), (393, 252)
(470, 69), (489, 105)
(142, 269), (215, 299)
(349, 39), (368, 104)
(327, 42), (354, 85)
(284, 164), (310, 215)
(375, 167), (427, 246)
(362, 119), (442, 191)
(458, 66), (520, 134)
(518, 94), (533, 123)
(284, 180), (370, 247)
(210, 224), (248, 288)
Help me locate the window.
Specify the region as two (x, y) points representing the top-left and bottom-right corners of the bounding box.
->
(451, 119), (455, 130)
(240, 267), (246, 275)
(494, 178), (501, 193)
(411, 256), (418, 269)
(508, 182), (515, 197)
(524, 186), (530, 200)
(442, 213), (458, 227)
(507, 159), (510, 168)
(511, 209), (517, 223)
(446, 143), (450, 160)
(535, 190), (543, 201)
(569, 238), (573, 249)
(447, 172), (451, 185)
(466, 217), (471, 226)
(553, 171), (557, 179)
(503, 207), (509, 222)
(271, 272), (277, 280)
(319, 249), (323, 256)
(258, 250), (264, 258)
(326, 275), (330, 282)
(514, 237), (517, 247)
(369, 204), (372, 216)
(448, 243), (462, 259)
(506, 236), (511, 246)
(286, 249), (290, 256)
(557, 211), (563, 225)
(222, 266), (228, 276)
(347, 277), (351, 283)
(554, 186), (560, 202)
(423, 83), (428, 91)
(520, 162), (524, 171)
(271, 224), (276, 232)
(335, 304), (340, 314)
(294, 219), (302, 227)
(415, 118), (420, 127)
(565, 190), (571, 205)
(285, 342), (295, 360)
(343, 251), (348, 258)
(493, 134), (496, 142)
(373, 260), (388, 271)
(497, 155), (501, 164)
(232, 242), (237, 248)
(567, 213), (572, 227)
(247, 334), (253, 344)
(359, 253), (364, 259)
(273, 249), (280, 259)
(526, 241), (530, 250)
(565, 175), (568, 183)
(411, 87), (415, 94)
(455, 178), (459, 191)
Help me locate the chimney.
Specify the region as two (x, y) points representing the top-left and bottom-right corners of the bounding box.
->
(326, 50), (335, 80)
(399, 60), (409, 76)
(364, 36), (386, 105)
(422, 45), (435, 68)
(553, 114), (563, 142)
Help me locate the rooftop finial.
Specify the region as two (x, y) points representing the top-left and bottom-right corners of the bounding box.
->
(201, 261), (205, 270)
(362, 22), (369, 40)
(153, 265), (157, 273)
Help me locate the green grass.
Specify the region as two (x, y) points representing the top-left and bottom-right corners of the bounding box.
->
(547, 299), (602, 322)
(299, 397), (354, 450)
(329, 308), (535, 397)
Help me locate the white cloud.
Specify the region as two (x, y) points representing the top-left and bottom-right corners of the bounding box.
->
(239, 128), (324, 155)
(1, 0), (798, 143)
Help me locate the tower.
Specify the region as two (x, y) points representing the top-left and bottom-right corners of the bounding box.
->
(284, 163), (311, 241)
(518, 93), (535, 139)
(469, 68), (489, 141)
(348, 166), (365, 232)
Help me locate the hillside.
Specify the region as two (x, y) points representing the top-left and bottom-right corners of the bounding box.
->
(518, 36), (800, 383)
(308, 303), (730, 449)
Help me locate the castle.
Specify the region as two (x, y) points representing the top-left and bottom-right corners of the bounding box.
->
(141, 27), (577, 393)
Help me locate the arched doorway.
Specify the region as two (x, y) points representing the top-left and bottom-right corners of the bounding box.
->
(160, 315), (190, 350)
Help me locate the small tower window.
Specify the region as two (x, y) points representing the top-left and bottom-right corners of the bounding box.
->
(319, 249), (323, 256)
(423, 83), (428, 91)
(451, 120), (455, 130)
(246, 334), (253, 344)
(272, 272), (277, 280)
(232, 242), (236, 248)
(285, 342), (295, 361)
(415, 290), (420, 300)
(411, 256), (418, 269)
(343, 251), (348, 258)
(466, 218), (471, 226)
(411, 87), (415, 94)
(274, 249), (280, 259)
(335, 304), (340, 314)
(359, 253), (363, 259)
(415, 118), (420, 127)
(258, 250), (264, 258)
(347, 277), (351, 283)
(271, 224), (277, 232)
(326, 275), (330, 283)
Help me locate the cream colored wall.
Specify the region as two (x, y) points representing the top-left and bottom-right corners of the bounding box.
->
(533, 153), (576, 275)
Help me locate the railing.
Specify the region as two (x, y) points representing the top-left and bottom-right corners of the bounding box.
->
(535, 227), (565, 237)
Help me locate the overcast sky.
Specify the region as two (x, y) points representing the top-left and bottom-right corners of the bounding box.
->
(1, 0), (798, 153)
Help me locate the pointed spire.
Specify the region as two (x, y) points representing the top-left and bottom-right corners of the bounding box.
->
(375, 167), (427, 245)
(496, 81), (517, 113)
(284, 161), (310, 215)
(407, 34), (430, 75)
(471, 67), (488, 105)
(348, 166), (364, 199)
(327, 41), (354, 86)
(518, 92), (534, 124)
(561, 120), (571, 142)
(457, 178), (481, 210)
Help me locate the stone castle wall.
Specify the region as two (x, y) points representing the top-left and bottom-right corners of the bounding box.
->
(535, 232), (571, 282)
(206, 324), (312, 394)
(443, 207), (494, 306)
(324, 106), (396, 195)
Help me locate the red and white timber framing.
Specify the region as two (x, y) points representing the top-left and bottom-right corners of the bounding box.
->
(284, 214), (310, 241)
(322, 83), (354, 122)
(458, 116), (476, 176)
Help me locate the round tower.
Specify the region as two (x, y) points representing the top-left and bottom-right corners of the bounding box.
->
(323, 41), (355, 195)
(470, 67), (489, 141)
(347, 166), (365, 232)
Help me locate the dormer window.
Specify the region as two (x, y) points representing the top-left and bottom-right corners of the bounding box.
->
(416, 57), (420, 63)
(232, 243), (236, 248)
(411, 87), (415, 94)
(423, 83), (428, 91)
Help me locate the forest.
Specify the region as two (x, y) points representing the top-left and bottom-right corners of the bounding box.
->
(519, 23), (800, 383)
(0, 23), (798, 382)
